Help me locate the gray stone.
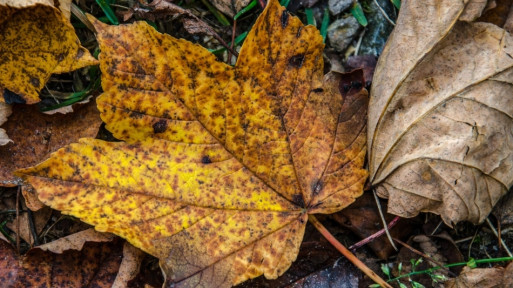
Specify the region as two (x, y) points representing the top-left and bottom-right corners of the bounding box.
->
(329, 0), (352, 16)
(327, 16), (361, 53)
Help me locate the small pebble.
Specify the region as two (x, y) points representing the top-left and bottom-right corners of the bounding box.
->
(328, 0), (352, 16)
(327, 16), (361, 53)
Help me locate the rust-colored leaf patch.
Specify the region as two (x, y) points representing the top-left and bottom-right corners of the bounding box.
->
(0, 100), (101, 187)
(17, 0), (368, 286)
(0, 237), (124, 287)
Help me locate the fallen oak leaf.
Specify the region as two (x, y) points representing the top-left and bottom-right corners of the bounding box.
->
(0, 0), (98, 104)
(17, 0), (370, 287)
(368, 0), (513, 225)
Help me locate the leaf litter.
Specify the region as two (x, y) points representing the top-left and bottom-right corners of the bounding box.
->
(1, 0), (513, 286)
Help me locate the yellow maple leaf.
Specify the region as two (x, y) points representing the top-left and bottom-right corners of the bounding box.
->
(17, 0), (369, 286)
(0, 0), (98, 104)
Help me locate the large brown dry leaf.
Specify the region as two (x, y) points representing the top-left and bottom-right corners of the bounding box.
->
(0, 100), (101, 187)
(0, 102), (11, 145)
(0, 237), (129, 287)
(0, 0), (98, 104)
(17, 0), (368, 286)
(368, 0), (513, 225)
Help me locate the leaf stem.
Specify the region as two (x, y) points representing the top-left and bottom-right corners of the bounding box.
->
(308, 215), (392, 288)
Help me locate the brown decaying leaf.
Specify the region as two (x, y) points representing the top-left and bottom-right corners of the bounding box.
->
(36, 228), (115, 253)
(17, 0), (368, 286)
(112, 242), (146, 288)
(0, 102), (12, 145)
(446, 262), (513, 288)
(6, 205), (52, 245)
(0, 100), (102, 187)
(0, 0), (98, 104)
(368, 0), (513, 225)
(0, 237), (125, 287)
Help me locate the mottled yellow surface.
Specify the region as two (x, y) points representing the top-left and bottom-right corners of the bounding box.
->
(0, 1), (97, 104)
(18, 0), (368, 286)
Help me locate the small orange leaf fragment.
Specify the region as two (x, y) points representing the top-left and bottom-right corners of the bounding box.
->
(18, 0), (368, 286)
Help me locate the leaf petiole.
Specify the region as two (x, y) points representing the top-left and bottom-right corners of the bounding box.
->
(308, 215), (392, 288)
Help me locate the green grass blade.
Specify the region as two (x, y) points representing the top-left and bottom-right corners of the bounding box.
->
(320, 7), (329, 42)
(305, 8), (315, 26)
(280, 0), (290, 8)
(390, 0), (400, 9)
(234, 0), (257, 20)
(350, 2), (367, 26)
(200, 0), (230, 26)
(95, 0), (119, 25)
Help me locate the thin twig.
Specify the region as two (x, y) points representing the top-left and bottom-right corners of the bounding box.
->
(373, 190), (398, 251)
(309, 215), (392, 288)
(373, 0), (395, 26)
(486, 217), (513, 257)
(228, 19), (237, 64)
(349, 216), (400, 250)
(393, 237), (456, 277)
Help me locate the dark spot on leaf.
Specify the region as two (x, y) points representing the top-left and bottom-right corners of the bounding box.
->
(201, 155), (212, 164)
(288, 54), (305, 68)
(3, 89), (26, 104)
(152, 120), (168, 134)
(292, 194), (305, 207)
(57, 53), (66, 61)
(30, 77), (40, 88)
(129, 111), (144, 119)
(281, 11), (289, 28)
(311, 88), (324, 93)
